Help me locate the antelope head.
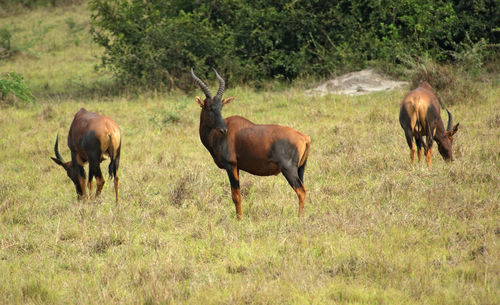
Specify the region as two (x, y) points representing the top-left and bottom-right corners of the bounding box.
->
(191, 68), (235, 135)
(435, 110), (460, 161)
(51, 136), (85, 197)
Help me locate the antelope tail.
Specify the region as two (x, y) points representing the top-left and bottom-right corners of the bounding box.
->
(412, 96), (422, 138)
(107, 134), (116, 178)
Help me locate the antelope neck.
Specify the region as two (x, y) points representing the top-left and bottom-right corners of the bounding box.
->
(433, 119), (447, 141)
(199, 122), (229, 169)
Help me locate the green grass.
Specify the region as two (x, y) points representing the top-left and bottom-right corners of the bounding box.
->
(0, 4), (111, 98)
(1, 4), (499, 305)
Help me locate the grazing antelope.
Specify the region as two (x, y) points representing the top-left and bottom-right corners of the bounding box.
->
(51, 108), (121, 202)
(191, 68), (311, 219)
(399, 82), (459, 166)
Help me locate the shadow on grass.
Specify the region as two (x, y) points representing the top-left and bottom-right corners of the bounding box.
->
(32, 78), (132, 101)
(31, 78), (180, 102)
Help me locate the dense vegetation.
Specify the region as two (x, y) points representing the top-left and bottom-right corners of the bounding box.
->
(88, 0), (500, 87)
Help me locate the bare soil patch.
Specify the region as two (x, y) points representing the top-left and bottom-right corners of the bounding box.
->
(306, 69), (408, 96)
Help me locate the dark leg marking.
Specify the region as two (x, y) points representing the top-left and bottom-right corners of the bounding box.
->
(268, 139), (299, 169)
(399, 106), (417, 164)
(403, 128), (414, 149)
(281, 166), (303, 189)
(402, 128), (415, 164)
(424, 120), (435, 167)
(71, 163), (87, 200)
(82, 131), (104, 199)
(415, 135), (424, 162)
(90, 163), (104, 199)
(268, 139), (306, 216)
(281, 166), (306, 217)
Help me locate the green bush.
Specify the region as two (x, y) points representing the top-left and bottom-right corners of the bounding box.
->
(88, 0), (500, 88)
(89, 1), (233, 89)
(0, 72), (35, 106)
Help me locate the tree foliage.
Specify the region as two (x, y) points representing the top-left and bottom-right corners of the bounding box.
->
(89, 0), (500, 87)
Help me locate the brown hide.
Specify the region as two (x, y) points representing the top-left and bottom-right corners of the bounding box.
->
(400, 82), (444, 137)
(399, 82), (458, 164)
(192, 68), (310, 218)
(225, 116), (310, 176)
(53, 108), (121, 202)
(68, 108), (121, 166)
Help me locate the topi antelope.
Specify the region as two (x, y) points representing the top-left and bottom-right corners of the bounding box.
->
(191, 68), (311, 219)
(399, 82), (459, 166)
(51, 108), (121, 201)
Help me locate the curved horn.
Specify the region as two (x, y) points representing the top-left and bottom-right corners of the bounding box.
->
(213, 68), (225, 99)
(54, 135), (65, 162)
(446, 109), (453, 131)
(191, 68), (212, 98)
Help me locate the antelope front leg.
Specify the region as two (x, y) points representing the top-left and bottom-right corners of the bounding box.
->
(77, 174), (88, 202)
(95, 176), (105, 198)
(90, 165), (105, 199)
(424, 128), (434, 167)
(226, 166), (242, 220)
(425, 147), (433, 167)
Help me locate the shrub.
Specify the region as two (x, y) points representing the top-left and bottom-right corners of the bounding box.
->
(89, 0), (500, 88)
(450, 34), (489, 76)
(0, 72), (35, 106)
(89, 1), (234, 89)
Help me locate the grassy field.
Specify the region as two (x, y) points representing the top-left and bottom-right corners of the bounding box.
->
(1, 4), (499, 305)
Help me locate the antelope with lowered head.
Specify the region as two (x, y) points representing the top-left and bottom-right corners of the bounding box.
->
(191, 68), (311, 219)
(399, 82), (459, 166)
(51, 108), (121, 202)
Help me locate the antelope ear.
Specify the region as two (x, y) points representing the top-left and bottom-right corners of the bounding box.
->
(195, 96), (204, 108)
(450, 123), (459, 136)
(222, 96), (236, 106)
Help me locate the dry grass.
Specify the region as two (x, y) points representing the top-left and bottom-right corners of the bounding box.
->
(0, 4), (499, 305)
